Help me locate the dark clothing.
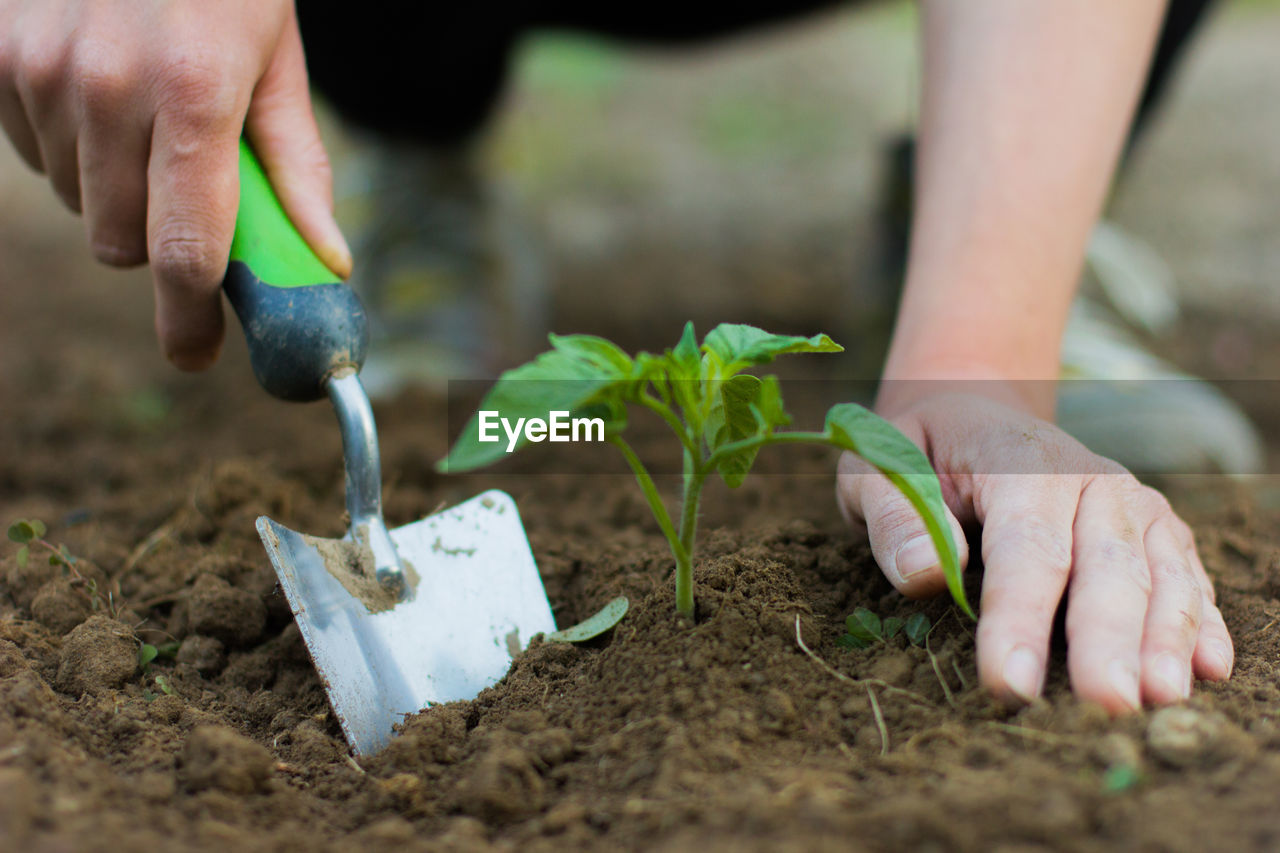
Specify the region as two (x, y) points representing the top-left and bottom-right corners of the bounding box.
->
(298, 0), (1219, 150)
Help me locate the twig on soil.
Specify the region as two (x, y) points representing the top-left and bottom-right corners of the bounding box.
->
(951, 658), (969, 692)
(121, 521), (175, 576)
(344, 754), (366, 775)
(866, 685), (889, 757)
(984, 722), (1077, 745)
(792, 614), (934, 707)
(925, 640), (958, 710)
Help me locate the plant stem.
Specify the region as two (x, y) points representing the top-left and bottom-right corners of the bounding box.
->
(675, 460), (708, 620)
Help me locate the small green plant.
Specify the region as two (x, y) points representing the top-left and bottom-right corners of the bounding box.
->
(8, 518), (76, 570)
(8, 517), (111, 612)
(137, 641), (180, 673)
(838, 608), (931, 649)
(440, 324), (969, 621)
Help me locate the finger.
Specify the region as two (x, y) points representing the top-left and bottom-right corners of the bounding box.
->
(244, 12), (351, 278)
(0, 84), (43, 170)
(1186, 544), (1233, 683)
(147, 85), (244, 370)
(77, 61), (149, 266)
(0, 28), (42, 168)
(836, 450), (969, 600)
(1138, 514), (1202, 704)
(14, 50), (81, 211)
(1063, 477), (1148, 714)
(972, 474), (1080, 706)
(1165, 517), (1233, 681)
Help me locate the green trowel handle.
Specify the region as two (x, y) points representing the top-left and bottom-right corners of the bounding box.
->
(222, 139), (367, 403)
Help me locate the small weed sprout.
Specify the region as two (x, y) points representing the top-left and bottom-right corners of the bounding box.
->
(838, 608), (931, 649)
(441, 324), (969, 621)
(8, 518), (110, 613)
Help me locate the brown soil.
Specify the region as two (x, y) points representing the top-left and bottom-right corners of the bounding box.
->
(4, 264), (1280, 852)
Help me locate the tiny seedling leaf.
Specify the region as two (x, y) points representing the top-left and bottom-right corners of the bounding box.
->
(8, 519), (40, 544)
(904, 613), (931, 647)
(668, 321), (701, 380)
(155, 675), (175, 696)
(546, 596), (630, 643)
(156, 641), (181, 659)
(1102, 763), (1143, 794)
(138, 644), (159, 671)
(836, 633), (872, 650)
(882, 616), (904, 639)
(846, 608), (882, 642)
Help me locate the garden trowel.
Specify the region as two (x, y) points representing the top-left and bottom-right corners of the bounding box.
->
(221, 139), (555, 756)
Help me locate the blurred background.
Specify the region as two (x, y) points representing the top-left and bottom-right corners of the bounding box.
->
(0, 0), (1278, 482)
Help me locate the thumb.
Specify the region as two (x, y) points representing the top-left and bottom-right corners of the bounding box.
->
(836, 449), (969, 599)
(244, 11), (352, 279)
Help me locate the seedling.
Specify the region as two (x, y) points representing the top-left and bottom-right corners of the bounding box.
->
(8, 517), (110, 613)
(441, 323), (969, 621)
(837, 608), (931, 649)
(8, 518), (76, 570)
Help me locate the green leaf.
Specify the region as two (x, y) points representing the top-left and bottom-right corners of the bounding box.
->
(154, 675), (175, 696)
(669, 321), (700, 380)
(16, 545), (28, 569)
(7, 520), (38, 544)
(1102, 763), (1142, 794)
(702, 323), (842, 368)
(546, 596), (629, 643)
(138, 644), (158, 671)
(846, 608), (882, 642)
(882, 616), (904, 639)
(706, 375), (765, 487)
(904, 613), (931, 647)
(548, 333), (634, 374)
(438, 340), (638, 472)
(824, 404), (972, 618)
(836, 633), (872, 650)
(156, 641), (182, 659)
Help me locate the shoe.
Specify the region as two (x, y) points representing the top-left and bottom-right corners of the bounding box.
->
(1057, 226), (1263, 476)
(331, 130), (549, 398)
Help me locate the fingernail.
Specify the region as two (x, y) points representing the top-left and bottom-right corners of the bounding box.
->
(319, 232), (353, 280)
(893, 535), (938, 583)
(1209, 640), (1233, 679)
(1153, 653), (1189, 700)
(1002, 646), (1042, 703)
(1107, 659), (1141, 710)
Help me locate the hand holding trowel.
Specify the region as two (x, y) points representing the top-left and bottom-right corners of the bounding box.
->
(221, 139), (555, 756)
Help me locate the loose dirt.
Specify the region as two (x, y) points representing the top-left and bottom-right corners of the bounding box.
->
(3, 328), (1280, 852)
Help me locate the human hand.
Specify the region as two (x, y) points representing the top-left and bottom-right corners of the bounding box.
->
(835, 388), (1233, 713)
(0, 0), (350, 369)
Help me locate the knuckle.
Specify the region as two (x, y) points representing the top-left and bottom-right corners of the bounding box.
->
(18, 41), (69, 98)
(986, 517), (1073, 583)
(72, 52), (137, 115)
(151, 224), (224, 289)
(155, 56), (239, 127)
(870, 502), (928, 542)
(92, 239), (147, 268)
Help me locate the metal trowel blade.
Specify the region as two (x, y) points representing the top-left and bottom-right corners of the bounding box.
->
(256, 489), (555, 756)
